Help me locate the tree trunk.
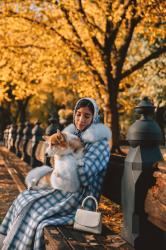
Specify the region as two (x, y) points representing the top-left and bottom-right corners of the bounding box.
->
(103, 89), (120, 153)
(106, 84), (126, 154)
(109, 95), (120, 152)
(1, 103), (12, 123)
(17, 97), (31, 123)
(0, 104), (12, 134)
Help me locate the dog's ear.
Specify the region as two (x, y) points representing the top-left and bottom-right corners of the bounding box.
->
(42, 135), (49, 141)
(56, 129), (64, 142)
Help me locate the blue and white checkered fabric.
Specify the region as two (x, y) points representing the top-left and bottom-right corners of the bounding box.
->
(0, 139), (110, 250)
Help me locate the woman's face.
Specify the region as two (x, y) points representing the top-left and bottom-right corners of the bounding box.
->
(75, 106), (93, 131)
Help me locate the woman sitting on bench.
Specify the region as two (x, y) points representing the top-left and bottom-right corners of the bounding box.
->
(0, 97), (111, 250)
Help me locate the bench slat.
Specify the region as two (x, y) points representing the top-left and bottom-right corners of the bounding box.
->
(44, 227), (72, 250)
(45, 225), (127, 249)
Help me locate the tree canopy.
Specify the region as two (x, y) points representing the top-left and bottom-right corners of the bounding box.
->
(0, 0), (165, 150)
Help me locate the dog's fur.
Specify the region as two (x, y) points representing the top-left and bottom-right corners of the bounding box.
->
(25, 130), (83, 192)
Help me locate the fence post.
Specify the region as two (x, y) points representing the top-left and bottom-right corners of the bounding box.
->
(31, 121), (43, 168)
(7, 124), (12, 150)
(45, 114), (59, 136)
(3, 125), (10, 148)
(15, 123), (24, 157)
(10, 124), (17, 153)
(22, 122), (32, 162)
(121, 97), (164, 250)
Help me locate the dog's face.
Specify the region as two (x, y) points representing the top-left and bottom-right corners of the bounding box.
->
(43, 130), (83, 157)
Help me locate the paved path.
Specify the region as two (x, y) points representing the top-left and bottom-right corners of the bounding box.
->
(0, 145), (32, 222)
(0, 157), (19, 223)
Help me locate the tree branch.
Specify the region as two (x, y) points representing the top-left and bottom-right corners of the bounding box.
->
(59, 3), (105, 87)
(115, 0), (142, 79)
(103, 18), (114, 82)
(110, 0), (134, 45)
(116, 16), (141, 78)
(0, 44), (46, 50)
(78, 0), (103, 52)
(120, 46), (166, 80)
(0, 59), (9, 69)
(4, 10), (81, 52)
(1, 7), (105, 89)
(103, 1), (137, 83)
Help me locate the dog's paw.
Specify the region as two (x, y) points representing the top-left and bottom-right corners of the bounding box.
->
(77, 159), (84, 166)
(28, 185), (41, 191)
(27, 178), (37, 190)
(30, 186), (41, 191)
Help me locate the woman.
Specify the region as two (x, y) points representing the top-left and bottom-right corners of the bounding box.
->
(0, 97), (111, 250)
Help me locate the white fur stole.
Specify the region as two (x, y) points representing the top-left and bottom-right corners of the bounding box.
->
(63, 123), (112, 143)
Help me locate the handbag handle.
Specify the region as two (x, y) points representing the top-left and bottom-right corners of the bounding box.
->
(81, 196), (99, 211)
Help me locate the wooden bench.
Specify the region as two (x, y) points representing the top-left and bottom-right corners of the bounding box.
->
(0, 144), (134, 250)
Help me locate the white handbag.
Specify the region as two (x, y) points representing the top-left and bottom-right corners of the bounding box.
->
(73, 196), (102, 234)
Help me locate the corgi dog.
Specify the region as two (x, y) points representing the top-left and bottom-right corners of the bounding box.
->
(25, 130), (83, 192)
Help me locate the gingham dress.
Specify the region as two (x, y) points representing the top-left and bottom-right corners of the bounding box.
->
(0, 139), (110, 250)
